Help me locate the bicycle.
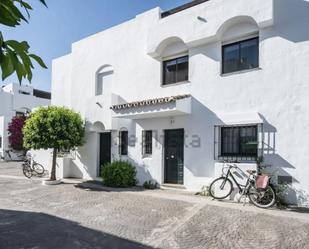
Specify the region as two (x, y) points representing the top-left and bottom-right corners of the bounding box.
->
(1, 149), (25, 162)
(22, 154), (45, 178)
(0, 149), (13, 162)
(209, 160), (276, 208)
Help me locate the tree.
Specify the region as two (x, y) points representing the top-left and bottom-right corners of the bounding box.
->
(0, 0), (48, 83)
(23, 106), (85, 181)
(8, 115), (26, 151)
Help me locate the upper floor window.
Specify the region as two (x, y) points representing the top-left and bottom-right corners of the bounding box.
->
(142, 130), (152, 156)
(163, 55), (188, 85)
(221, 125), (258, 157)
(119, 130), (128, 155)
(222, 37), (259, 74)
(96, 65), (113, 96)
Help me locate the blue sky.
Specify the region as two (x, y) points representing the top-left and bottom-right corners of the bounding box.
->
(1, 0), (190, 91)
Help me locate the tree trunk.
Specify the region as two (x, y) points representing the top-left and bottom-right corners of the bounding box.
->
(50, 148), (57, 181)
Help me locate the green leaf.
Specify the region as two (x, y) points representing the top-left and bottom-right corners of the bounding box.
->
(39, 0), (48, 7)
(29, 54), (47, 68)
(20, 1), (32, 10)
(0, 1), (28, 23)
(15, 61), (27, 83)
(0, 53), (14, 80)
(0, 32), (3, 48)
(5, 40), (30, 53)
(19, 51), (33, 70)
(27, 69), (32, 82)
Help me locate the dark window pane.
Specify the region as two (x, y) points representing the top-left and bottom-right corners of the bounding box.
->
(240, 39), (258, 70)
(120, 131), (128, 155)
(177, 56), (189, 82)
(163, 56), (188, 85)
(240, 126), (257, 155)
(222, 37), (259, 74)
(223, 44), (239, 74)
(143, 130), (152, 155)
(164, 60), (177, 84)
(221, 126), (257, 157)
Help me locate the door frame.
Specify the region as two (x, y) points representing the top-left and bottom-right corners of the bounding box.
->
(163, 128), (184, 185)
(97, 131), (112, 177)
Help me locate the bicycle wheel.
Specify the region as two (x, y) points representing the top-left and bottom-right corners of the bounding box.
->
(33, 163), (45, 175)
(22, 165), (32, 178)
(209, 177), (233, 199)
(248, 185), (276, 208)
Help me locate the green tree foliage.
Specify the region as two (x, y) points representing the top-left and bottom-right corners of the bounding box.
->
(0, 0), (47, 83)
(23, 106), (85, 180)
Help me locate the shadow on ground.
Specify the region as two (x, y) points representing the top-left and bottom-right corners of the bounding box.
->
(0, 209), (154, 249)
(74, 181), (146, 192)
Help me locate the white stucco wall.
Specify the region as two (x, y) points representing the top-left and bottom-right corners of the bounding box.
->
(0, 83), (51, 156)
(51, 0), (309, 206)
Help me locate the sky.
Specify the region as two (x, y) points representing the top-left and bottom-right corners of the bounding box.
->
(1, 0), (190, 91)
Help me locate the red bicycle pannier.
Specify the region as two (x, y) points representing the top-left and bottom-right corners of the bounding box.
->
(255, 175), (270, 189)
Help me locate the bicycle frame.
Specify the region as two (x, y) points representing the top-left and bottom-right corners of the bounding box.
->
(221, 166), (254, 195)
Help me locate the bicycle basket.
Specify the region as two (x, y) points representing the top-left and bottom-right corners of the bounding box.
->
(255, 175), (270, 189)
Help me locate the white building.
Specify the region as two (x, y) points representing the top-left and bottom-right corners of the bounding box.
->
(49, 0), (309, 206)
(0, 83), (51, 158)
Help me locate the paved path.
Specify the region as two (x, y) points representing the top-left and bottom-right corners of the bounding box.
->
(0, 162), (309, 249)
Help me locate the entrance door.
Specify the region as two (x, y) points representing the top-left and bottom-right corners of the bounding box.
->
(164, 129), (184, 184)
(99, 132), (111, 176)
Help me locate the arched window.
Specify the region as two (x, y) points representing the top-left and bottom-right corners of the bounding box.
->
(96, 65), (113, 96)
(218, 16), (259, 74)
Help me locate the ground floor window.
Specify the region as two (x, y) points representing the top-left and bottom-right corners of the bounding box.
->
(142, 130), (152, 156)
(221, 125), (258, 157)
(119, 130), (128, 155)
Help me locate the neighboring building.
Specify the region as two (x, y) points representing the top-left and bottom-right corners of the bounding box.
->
(0, 83), (51, 158)
(49, 0), (309, 205)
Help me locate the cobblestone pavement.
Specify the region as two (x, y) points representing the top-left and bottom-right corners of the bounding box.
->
(0, 162), (309, 249)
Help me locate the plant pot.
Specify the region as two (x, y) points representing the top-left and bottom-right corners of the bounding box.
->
(42, 179), (62, 185)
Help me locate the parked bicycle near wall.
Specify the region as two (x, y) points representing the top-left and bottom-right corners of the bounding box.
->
(1, 149), (25, 162)
(22, 153), (45, 178)
(1, 149), (13, 161)
(209, 160), (276, 208)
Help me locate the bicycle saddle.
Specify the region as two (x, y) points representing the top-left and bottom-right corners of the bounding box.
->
(246, 170), (257, 174)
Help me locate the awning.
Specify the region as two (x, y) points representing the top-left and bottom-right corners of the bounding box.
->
(215, 112), (263, 126)
(111, 94), (191, 119)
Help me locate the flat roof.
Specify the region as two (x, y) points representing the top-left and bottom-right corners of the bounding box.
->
(161, 0), (209, 18)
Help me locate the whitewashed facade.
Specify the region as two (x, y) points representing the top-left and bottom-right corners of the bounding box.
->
(49, 0), (309, 205)
(0, 83), (50, 158)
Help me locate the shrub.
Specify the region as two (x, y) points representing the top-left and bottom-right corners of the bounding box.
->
(143, 180), (158, 189)
(8, 116), (26, 151)
(101, 160), (137, 188)
(199, 185), (210, 196)
(274, 183), (289, 208)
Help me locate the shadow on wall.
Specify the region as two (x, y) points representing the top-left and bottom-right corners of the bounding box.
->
(0, 209), (154, 249)
(124, 156), (157, 186)
(269, 0), (309, 43)
(260, 115), (309, 205)
(184, 97), (221, 178)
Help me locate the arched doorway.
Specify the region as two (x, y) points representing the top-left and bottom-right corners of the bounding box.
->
(89, 121), (111, 176)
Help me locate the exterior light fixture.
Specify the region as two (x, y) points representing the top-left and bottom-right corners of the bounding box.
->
(96, 102), (102, 108)
(197, 16), (207, 22)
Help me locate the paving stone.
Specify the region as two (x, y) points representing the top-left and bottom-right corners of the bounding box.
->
(0, 162), (309, 249)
